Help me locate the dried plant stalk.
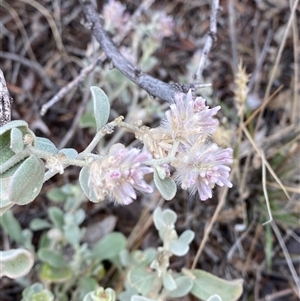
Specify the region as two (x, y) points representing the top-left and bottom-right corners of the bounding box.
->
(0, 69), (11, 126)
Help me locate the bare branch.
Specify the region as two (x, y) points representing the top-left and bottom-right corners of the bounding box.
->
(79, 0), (193, 103)
(0, 69), (12, 127)
(194, 0), (219, 83)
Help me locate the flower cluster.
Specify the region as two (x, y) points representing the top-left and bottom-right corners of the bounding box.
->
(173, 143), (233, 201)
(162, 90), (220, 146)
(88, 144), (153, 205)
(142, 90), (233, 201)
(152, 11), (174, 40)
(103, 0), (129, 34)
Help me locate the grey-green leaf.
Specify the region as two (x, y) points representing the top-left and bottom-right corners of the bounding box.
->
(0, 210), (25, 244)
(59, 148), (78, 159)
(79, 166), (99, 203)
(90, 86), (110, 131)
(30, 218), (51, 231)
(163, 273), (177, 291)
(153, 169), (176, 201)
(9, 155), (44, 205)
(48, 207), (64, 229)
(190, 269), (243, 301)
(170, 230), (195, 256)
(91, 232), (126, 261)
(35, 137), (58, 154)
(128, 267), (156, 296)
(10, 127), (24, 153)
(0, 248), (34, 278)
(164, 276), (193, 298)
(38, 248), (69, 268)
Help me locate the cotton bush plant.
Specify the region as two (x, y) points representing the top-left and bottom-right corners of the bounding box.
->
(0, 86), (242, 300)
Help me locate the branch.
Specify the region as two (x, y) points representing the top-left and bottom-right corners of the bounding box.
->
(79, 0), (194, 103)
(0, 69), (12, 127)
(194, 0), (219, 83)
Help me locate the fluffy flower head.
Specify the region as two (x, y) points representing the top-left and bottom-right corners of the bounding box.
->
(88, 144), (153, 205)
(161, 90), (220, 147)
(103, 0), (129, 34)
(173, 143), (233, 201)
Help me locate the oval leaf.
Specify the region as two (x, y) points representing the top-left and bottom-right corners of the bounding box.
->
(59, 148), (78, 159)
(128, 267), (156, 296)
(164, 276), (193, 298)
(48, 207), (64, 229)
(10, 127), (24, 153)
(170, 230), (195, 256)
(40, 263), (73, 283)
(163, 273), (177, 291)
(190, 269), (243, 301)
(1, 210), (24, 244)
(153, 169), (176, 201)
(90, 86), (110, 131)
(92, 232), (126, 261)
(38, 248), (69, 268)
(79, 166), (99, 203)
(35, 137), (58, 154)
(0, 248), (34, 278)
(30, 218), (51, 231)
(9, 155), (45, 205)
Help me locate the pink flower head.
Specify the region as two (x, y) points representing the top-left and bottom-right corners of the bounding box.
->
(88, 144), (153, 205)
(173, 143), (233, 201)
(161, 90), (220, 147)
(153, 11), (174, 40)
(103, 0), (129, 34)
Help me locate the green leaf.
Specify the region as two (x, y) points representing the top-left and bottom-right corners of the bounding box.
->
(162, 209), (177, 225)
(153, 169), (176, 200)
(59, 148), (78, 159)
(153, 207), (177, 231)
(90, 86), (110, 131)
(10, 127), (24, 153)
(128, 266), (156, 295)
(35, 137), (58, 154)
(79, 166), (99, 203)
(1, 210), (25, 244)
(63, 219), (82, 247)
(79, 113), (97, 130)
(40, 263), (73, 283)
(21, 283), (54, 301)
(91, 232), (126, 261)
(30, 218), (51, 231)
(0, 248), (34, 278)
(170, 230), (195, 256)
(78, 277), (99, 300)
(38, 248), (69, 268)
(0, 120), (29, 172)
(46, 187), (67, 203)
(163, 273), (177, 291)
(48, 207), (64, 229)
(190, 269), (243, 301)
(164, 276), (193, 298)
(8, 155), (44, 205)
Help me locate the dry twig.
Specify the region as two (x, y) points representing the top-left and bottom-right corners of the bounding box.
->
(79, 0), (195, 103)
(0, 69), (12, 127)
